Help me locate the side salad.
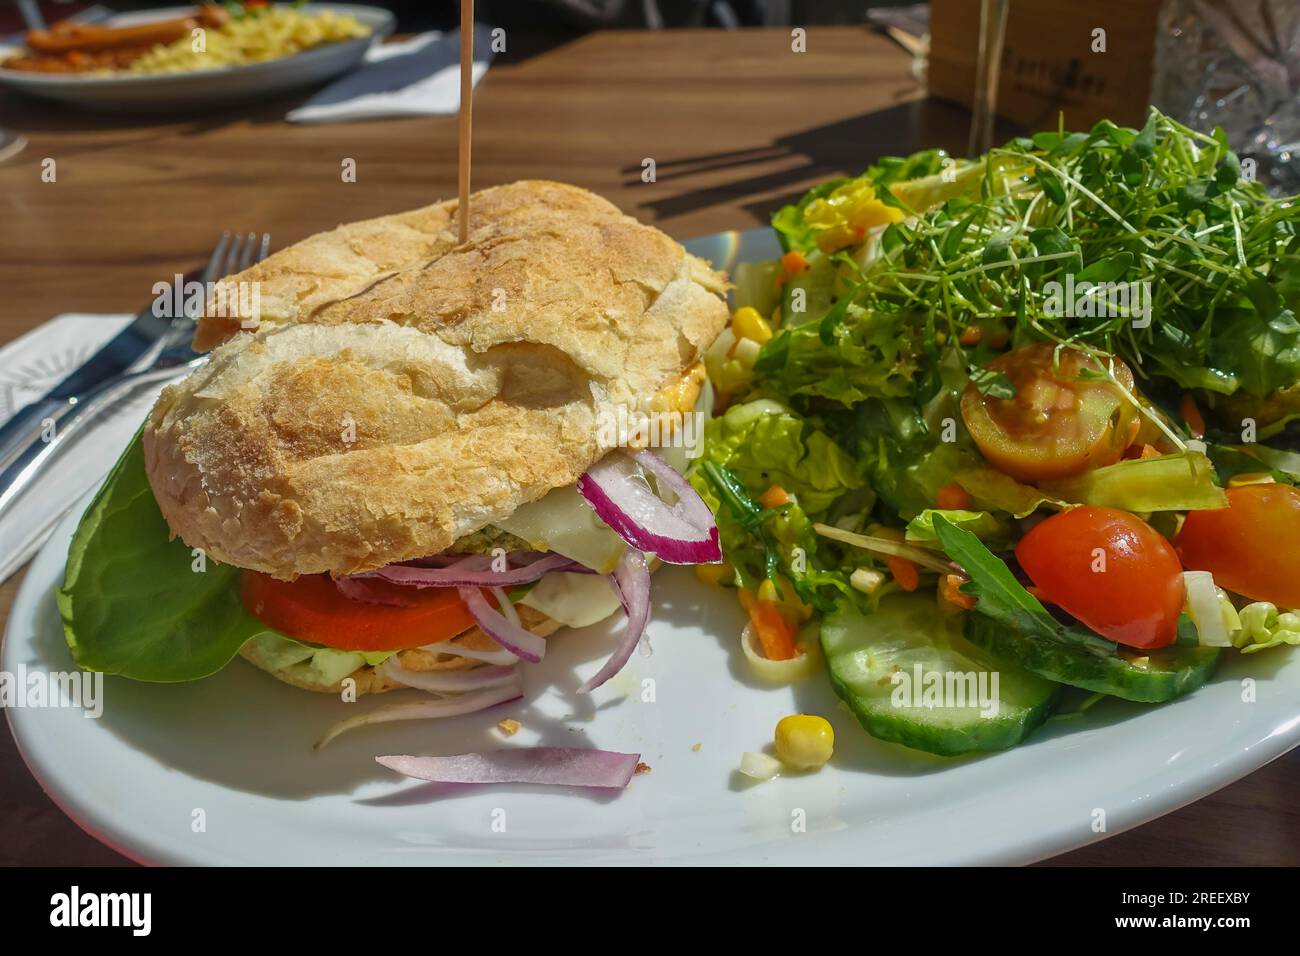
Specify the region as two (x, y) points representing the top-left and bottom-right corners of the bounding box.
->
(692, 109), (1300, 759)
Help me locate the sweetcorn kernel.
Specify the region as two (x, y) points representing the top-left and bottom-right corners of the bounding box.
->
(774, 714), (834, 770)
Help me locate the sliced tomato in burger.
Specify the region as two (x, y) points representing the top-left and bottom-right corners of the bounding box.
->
(961, 342), (1140, 483)
(241, 572), (477, 652)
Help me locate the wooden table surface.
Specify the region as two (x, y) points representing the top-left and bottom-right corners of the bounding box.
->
(0, 26), (1296, 867)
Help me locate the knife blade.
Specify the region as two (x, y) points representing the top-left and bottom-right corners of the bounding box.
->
(0, 271), (196, 473)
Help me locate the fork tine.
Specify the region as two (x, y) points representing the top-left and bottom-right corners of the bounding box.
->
(201, 232), (232, 286)
(256, 232), (271, 264)
(238, 231), (259, 272)
(222, 232), (247, 278)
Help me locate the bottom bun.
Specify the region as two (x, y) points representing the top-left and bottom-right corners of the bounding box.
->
(238, 604), (562, 695)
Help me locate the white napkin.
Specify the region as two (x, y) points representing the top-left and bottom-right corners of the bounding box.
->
(286, 27), (495, 124)
(0, 314), (159, 584)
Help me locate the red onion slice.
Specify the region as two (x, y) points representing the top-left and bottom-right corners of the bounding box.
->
(577, 450), (721, 564)
(377, 659), (521, 693)
(459, 586), (548, 663)
(356, 552), (579, 589)
(417, 639), (517, 666)
(334, 577), (417, 607)
(579, 549), (652, 694)
(376, 747), (641, 790)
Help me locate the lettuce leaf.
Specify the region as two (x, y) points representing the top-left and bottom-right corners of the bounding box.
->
(755, 306), (920, 406)
(906, 508), (1010, 545)
(242, 631), (393, 686)
(57, 430), (266, 682)
(701, 399), (863, 515)
(1039, 451), (1228, 512)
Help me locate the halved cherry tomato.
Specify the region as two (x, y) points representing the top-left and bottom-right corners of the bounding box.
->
(961, 343), (1139, 482)
(1177, 483), (1300, 608)
(241, 572), (477, 652)
(1015, 506), (1185, 649)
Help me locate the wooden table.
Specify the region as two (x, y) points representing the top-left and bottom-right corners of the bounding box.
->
(0, 26), (1296, 867)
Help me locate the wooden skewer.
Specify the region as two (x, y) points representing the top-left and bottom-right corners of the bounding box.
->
(457, 0), (473, 244)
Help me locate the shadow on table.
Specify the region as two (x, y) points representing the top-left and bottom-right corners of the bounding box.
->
(623, 97), (1023, 224)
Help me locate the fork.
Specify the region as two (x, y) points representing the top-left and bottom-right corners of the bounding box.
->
(0, 231), (271, 522)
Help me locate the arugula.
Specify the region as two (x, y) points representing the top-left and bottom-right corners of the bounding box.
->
(931, 514), (1116, 656)
(57, 430), (265, 681)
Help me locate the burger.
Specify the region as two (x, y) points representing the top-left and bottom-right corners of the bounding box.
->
(58, 181), (730, 743)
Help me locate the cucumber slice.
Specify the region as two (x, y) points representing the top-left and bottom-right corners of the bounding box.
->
(963, 613), (1222, 704)
(781, 249), (836, 327)
(821, 594), (1062, 756)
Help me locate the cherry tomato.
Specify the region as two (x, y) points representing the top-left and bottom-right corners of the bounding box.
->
(961, 343), (1139, 482)
(241, 572), (477, 652)
(1015, 506), (1185, 649)
(1177, 483), (1300, 607)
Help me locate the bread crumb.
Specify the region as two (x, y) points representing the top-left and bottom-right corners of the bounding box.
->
(634, 761), (652, 775)
(497, 718), (521, 736)
(691, 743), (702, 752)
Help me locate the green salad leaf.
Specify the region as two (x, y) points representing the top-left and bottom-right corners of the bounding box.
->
(700, 399), (863, 515)
(1039, 451), (1229, 512)
(57, 430), (266, 681)
(906, 508), (1009, 545)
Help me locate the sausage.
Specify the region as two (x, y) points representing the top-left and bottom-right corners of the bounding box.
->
(25, 5), (229, 55)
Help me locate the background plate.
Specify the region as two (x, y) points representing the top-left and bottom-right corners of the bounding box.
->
(3, 229), (1298, 866)
(0, 5), (395, 111)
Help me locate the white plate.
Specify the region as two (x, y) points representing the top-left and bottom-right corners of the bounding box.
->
(0, 5), (394, 111)
(5, 230), (1300, 866)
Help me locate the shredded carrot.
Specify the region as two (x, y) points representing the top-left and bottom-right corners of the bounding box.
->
(780, 250), (808, 275)
(958, 325), (983, 347)
(1123, 442), (1163, 461)
(775, 250), (810, 286)
(759, 484), (791, 509)
(1181, 393), (1205, 439)
(941, 573), (976, 610)
(935, 482), (972, 510)
(748, 600), (797, 661)
(886, 555), (920, 592)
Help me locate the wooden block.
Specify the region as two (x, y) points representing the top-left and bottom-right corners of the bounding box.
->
(928, 0), (1162, 136)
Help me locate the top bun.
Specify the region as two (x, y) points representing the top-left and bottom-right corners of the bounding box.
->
(143, 181), (729, 578)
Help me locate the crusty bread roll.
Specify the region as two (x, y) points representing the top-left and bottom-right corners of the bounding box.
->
(143, 181), (729, 579)
(240, 605), (561, 696)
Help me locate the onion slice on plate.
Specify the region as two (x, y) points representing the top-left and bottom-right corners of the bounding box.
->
(315, 681), (523, 750)
(577, 450), (721, 565)
(459, 586), (548, 663)
(376, 747), (641, 790)
(579, 549), (652, 694)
